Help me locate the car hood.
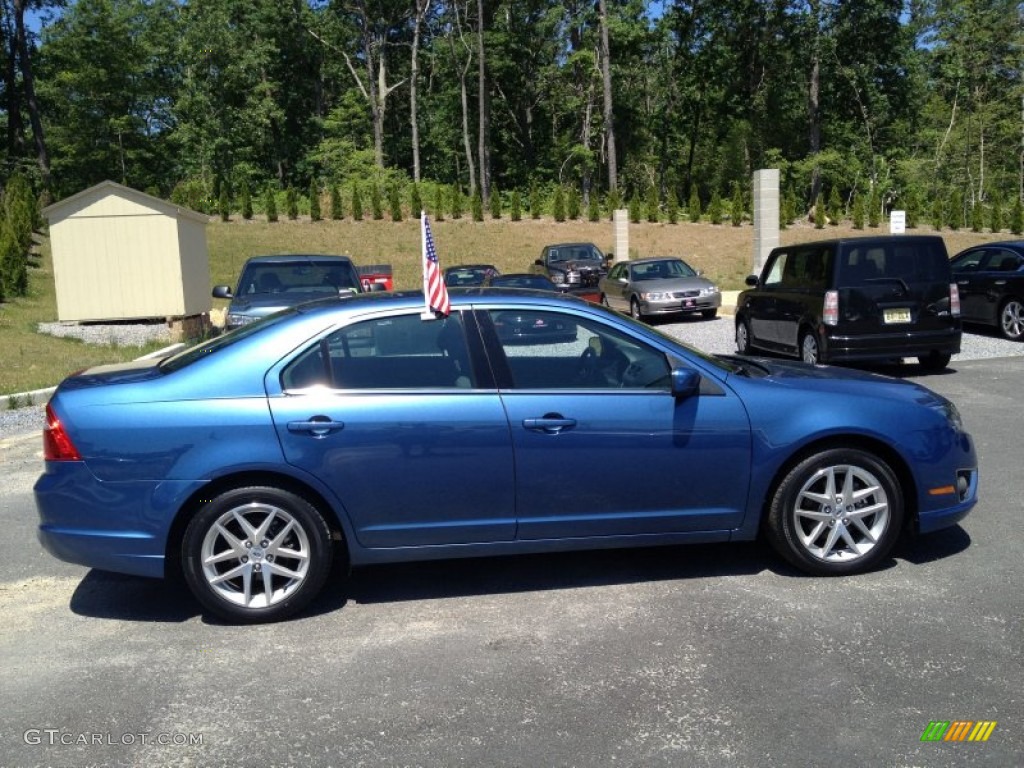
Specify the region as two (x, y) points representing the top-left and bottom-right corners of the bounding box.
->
(642, 276), (716, 290)
(229, 289), (342, 316)
(726, 356), (947, 405)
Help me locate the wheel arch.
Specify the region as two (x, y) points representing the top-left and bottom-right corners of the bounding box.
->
(757, 434), (919, 538)
(164, 470), (350, 581)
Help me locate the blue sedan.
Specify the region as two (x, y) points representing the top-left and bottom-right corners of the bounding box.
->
(35, 290), (979, 622)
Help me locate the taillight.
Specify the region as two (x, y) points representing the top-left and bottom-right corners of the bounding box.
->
(43, 403), (81, 461)
(823, 290), (839, 326)
(950, 283), (961, 316)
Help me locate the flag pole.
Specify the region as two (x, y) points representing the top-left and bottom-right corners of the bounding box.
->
(421, 211), (432, 319)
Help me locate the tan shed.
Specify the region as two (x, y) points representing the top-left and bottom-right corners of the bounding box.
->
(42, 180), (211, 322)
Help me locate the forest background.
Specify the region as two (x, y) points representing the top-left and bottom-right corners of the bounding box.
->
(0, 0), (1021, 228)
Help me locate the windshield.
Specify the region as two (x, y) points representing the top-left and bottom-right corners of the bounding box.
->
(548, 245), (602, 263)
(238, 261), (359, 295)
(631, 260), (697, 281)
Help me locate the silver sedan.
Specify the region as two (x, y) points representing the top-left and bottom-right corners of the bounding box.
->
(599, 257), (721, 322)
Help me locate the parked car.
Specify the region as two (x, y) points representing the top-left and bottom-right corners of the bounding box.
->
(599, 257), (722, 322)
(735, 235), (961, 370)
(444, 264), (500, 286)
(531, 242), (608, 294)
(485, 272), (601, 303)
(36, 290), (978, 623)
(949, 240), (1024, 341)
(212, 254), (363, 330)
(484, 273), (560, 291)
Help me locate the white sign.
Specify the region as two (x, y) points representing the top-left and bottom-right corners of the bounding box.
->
(890, 210), (906, 234)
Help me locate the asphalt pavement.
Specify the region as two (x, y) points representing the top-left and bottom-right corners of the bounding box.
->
(0, 349), (1020, 766)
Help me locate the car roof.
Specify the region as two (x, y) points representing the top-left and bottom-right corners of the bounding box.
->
(775, 235), (945, 250)
(444, 264), (497, 271)
(544, 242), (601, 249)
(956, 240), (1024, 252)
(294, 287), (588, 318)
(243, 254), (356, 265)
(627, 257), (686, 265)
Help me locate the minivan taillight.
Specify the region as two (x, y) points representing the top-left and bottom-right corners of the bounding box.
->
(950, 283), (961, 317)
(823, 290), (839, 326)
(43, 403), (81, 461)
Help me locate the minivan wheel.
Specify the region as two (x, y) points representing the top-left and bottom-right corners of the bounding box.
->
(736, 318), (752, 354)
(917, 351), (952, 371)
(999, 298), (1024, 341)
(766, 448), (904, 575)
(800, 332), (820, 364)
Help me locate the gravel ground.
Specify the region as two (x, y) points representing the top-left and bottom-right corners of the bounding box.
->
(3, 317), (1022, 441)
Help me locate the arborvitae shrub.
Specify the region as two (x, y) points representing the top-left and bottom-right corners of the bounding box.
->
(310, 180), (322, 221)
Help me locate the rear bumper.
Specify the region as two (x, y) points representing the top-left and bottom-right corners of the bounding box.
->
(822, 327), (961, 362)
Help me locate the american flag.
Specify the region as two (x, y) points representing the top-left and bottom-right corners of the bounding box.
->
(422, 213), (451, 316)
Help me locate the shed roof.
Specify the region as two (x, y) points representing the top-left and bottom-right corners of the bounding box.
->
(42, 179), (209, 225)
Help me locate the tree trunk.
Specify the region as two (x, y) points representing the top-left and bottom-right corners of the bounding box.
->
(410, 0), (431, 184)
(598, 0), (617, 193)
(476, 0), (490, 199)
(13, 0), (49, 188)
(807, 0), (822, 207)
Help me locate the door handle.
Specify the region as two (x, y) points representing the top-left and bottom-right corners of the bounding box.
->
(287, 417), (345, 437)
(523, 416), (577, 434)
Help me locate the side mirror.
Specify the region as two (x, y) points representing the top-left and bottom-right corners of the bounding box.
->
(670, 367), (701, 399)
(744, 274), (759, 288)
(212, 285), (233, 299)
(534, 258), (544, 266)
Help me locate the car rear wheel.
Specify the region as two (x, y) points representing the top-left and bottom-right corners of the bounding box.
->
(999, 298), (1024, 341)
(182, 486), (333, 623)
(735, 318), (752, 354)
(917, 351), (952, 370)
(800, 332), (820, 364)
(766, 449), (904, 575)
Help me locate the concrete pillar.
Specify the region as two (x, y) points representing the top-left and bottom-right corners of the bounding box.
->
(752, 169), (780, 274)
(612, 209), (629, 262)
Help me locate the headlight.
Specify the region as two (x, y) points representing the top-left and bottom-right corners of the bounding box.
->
(226, 313), (257, 328)
(937, 399), (964, 432)
(699, 286), (720, 297)
(641, 292), (671, 301)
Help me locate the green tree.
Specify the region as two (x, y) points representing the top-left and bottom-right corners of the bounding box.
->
(1010, 197), (1023, 235)
(529, 182), (542, 219)
(511, 189), (522, 221)
(218, 187), (229, 221)
(730, 184), (744, 226)
(688, 187), (702, 223)
(646, 184), (659, 223)
(552, 186), (566, 222)
(852, 192), (865, 229)
(264, 187), (278, 222)
(868, 189), (880, 228)
(309, 180), (321, 222)
(450, 184), (463, 219)
(330, 183), (342, 220)
(931, 196), (944, 231)
(286, 187), (298, 220)
(707, 191), (723, 225)
(814, 193), (825, 229)
(0, 219), (26, 298)
(827, 186), (841, 225)
(433, 186), (445, 221)
(588, 192), (601, 222)
(947, 189), (962, 231)
(489, 187), (502, 219)
(567, 186), (580, 220)
(352, 185), (363, 221)
(970, 200), (983, 232)
(471, 187), (484, 221)
(389, 186), (403, 221)
(628, 191), (641, 223)
(666, 189), (679, 224)
(989, 193), (1002, 233)
(410, 184), (423, 218)
(241, 180), (253, 220)
(371, 184), (383, 220)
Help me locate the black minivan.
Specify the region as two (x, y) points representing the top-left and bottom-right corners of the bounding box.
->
(735, 235), (961, 370)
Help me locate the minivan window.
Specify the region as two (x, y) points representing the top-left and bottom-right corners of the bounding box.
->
(840, 240), (948, 284)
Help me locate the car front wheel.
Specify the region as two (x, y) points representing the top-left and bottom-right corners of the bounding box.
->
(766, 449), (904, 575)
(999, 298), (1024, 341)
(630, 297), (644, 322)
(182, 486), (333, 623)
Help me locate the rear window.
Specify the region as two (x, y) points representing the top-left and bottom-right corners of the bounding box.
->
(838, 240), (950, 285)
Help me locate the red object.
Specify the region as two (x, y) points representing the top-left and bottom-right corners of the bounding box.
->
(357, 264), (394, 292)
(423, 215), (450, 315)
(43, 402), (81, 461)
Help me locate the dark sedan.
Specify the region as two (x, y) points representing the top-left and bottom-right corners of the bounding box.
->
(950, 240), (1024, 341)
(444, 264), (500, 286)
(36, 290), (977, 623)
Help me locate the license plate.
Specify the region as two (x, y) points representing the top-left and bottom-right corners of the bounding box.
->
(883, 308), (912, 324)
(683, 299), (695, 308)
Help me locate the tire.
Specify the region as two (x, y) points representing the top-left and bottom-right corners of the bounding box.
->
(999, 298), (1024, 341)
(917, 351), (952, 371)
(800, 331), (820, 364)
(701, 308), (718, 320)
(766, 448), (904, 575)
(181, 486), (333, 623)
(735, 318), (752, 354)
(630, 297), (644, 322)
